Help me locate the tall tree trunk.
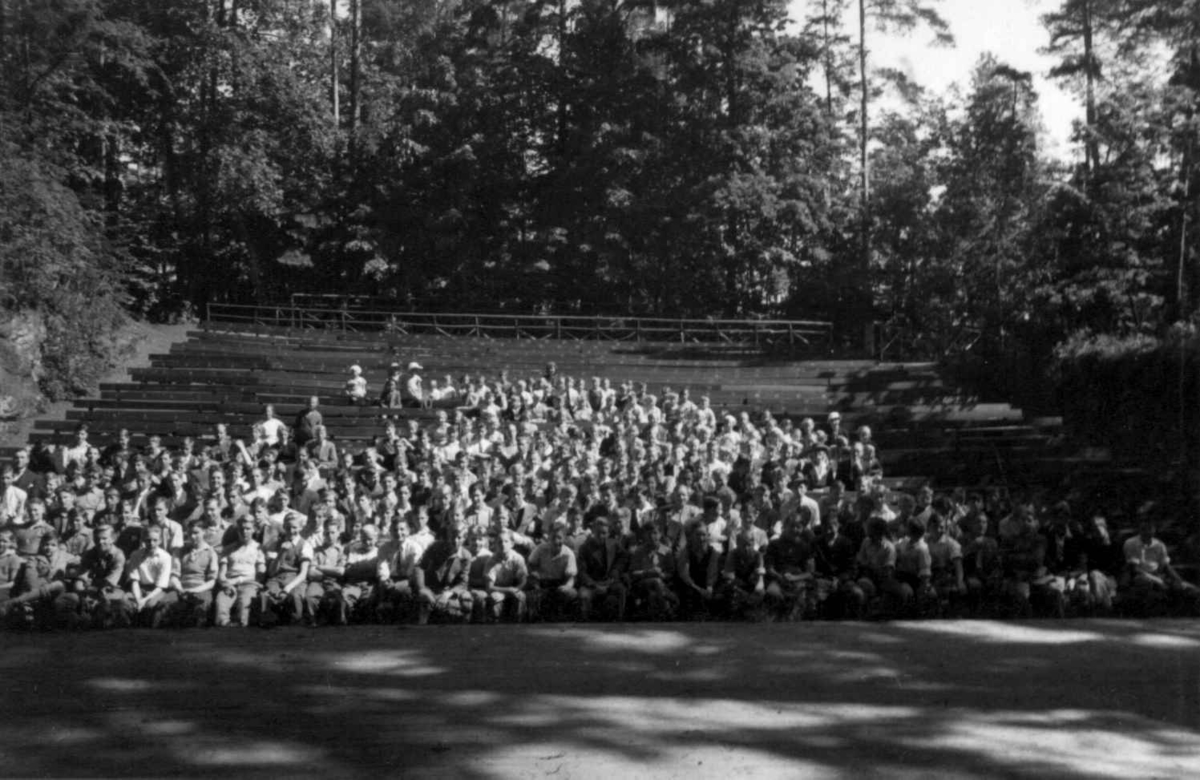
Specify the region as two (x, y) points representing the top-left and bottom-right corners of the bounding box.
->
(858, 0), (868, 219)
(194, 0), (224, 304)
(556, 0), (567, 158)
(822, 0), (834, 115)
(349, 0), (361, 137)
(1082, 0), (1099, 177)
(330, 0), (339, 125)
(858, 0), (872, 335)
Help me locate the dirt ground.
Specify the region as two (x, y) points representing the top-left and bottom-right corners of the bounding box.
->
(1, 619), (1197, 778)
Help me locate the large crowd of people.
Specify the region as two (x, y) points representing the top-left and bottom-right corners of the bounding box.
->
(1, 361), (1196, 630)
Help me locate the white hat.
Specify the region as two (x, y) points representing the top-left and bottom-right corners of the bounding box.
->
(828, 411), (841, 421)
(349, 364), (362, 374)
(407, 362), (423, 371)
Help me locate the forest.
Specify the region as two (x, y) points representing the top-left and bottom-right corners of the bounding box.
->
(0, 0), (1197, 415)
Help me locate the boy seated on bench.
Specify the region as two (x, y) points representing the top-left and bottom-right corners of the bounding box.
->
(526, 522), (578, 621)
(483, 528), (528, 622)
(259, 513), (312, 626)
(214, 515), (265, 627)
(122, 525), (175, 627)
(54, 524), (126, 629)
(167, 521), (219, 628)
(413, 521), (472, 624)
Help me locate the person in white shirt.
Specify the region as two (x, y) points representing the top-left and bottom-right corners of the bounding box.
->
(405, 362), (426, 408)
(57, 425), (97, 475)
(123, 526), (175, 627)
(0, 466), (28, 525)
(344, 365), (368, 404)
(257, 405), (286, 447)
(1123, 519), (1195, 594)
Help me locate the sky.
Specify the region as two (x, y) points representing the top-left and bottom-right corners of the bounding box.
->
(791, 0), (1082, 160)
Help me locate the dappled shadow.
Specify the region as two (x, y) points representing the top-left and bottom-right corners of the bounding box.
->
(2, 619), (1199, 777)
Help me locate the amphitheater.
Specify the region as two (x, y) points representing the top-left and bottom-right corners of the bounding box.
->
(4, 307), (1200, 779)
(13, 307), (1075, 492)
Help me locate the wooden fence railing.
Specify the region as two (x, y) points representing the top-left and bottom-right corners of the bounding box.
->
(205, 303), (834, 350)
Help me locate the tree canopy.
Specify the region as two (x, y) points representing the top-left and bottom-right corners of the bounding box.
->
(1, 0), (1199, 397)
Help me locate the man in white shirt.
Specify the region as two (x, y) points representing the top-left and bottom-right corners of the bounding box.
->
(123, 526), (175, 627)
(259, 404), (286, 446)
(1124, 519), (1191, 592)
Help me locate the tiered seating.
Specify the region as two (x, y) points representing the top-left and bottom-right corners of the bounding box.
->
(7, 323), (1068, 487)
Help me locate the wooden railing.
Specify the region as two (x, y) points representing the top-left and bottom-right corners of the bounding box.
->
(205, 302), (834, 350)
(877, 319), (983, 362)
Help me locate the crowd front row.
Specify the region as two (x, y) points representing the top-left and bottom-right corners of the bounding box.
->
(2, 488), (1196, 630)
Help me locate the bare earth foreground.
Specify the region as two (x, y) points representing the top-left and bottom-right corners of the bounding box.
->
(1, 620), (1198, 779)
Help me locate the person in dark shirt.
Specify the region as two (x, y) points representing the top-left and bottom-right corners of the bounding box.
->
(1041, 503), (1089, 615)
(54, 524), (126, 629)
(293, 396), (323, 450)
(719, 520), (765, 620)
(813, 512), (864, 619)
(674, 521), (720, 620)
(1000, 508), (1058, 618)
(1081, 515), (1118, 613)
(763, 514), (815, 621)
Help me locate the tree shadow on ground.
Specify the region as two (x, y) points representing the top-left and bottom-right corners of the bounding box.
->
(1, 619), (1198, 778)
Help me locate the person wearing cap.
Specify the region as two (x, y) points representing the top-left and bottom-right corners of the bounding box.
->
(344, 365), (368, 405)
(802, 445), (835, 490)
(405, 362), (427, 409)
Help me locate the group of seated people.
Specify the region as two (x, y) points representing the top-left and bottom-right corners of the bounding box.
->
(0, 363), (1196, 630)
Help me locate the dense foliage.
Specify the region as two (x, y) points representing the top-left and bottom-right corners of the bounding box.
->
(0, 0), (1198, 406)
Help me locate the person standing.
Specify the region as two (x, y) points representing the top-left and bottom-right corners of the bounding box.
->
(294, 396), (323, 450)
